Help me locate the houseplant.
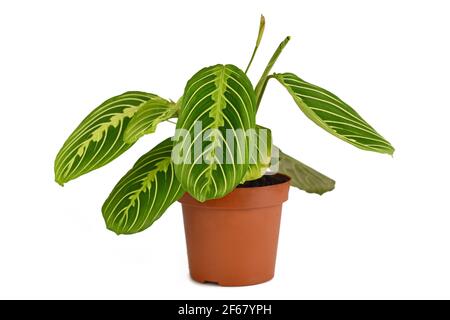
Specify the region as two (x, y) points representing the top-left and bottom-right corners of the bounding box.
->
(54, 16), (394, 286)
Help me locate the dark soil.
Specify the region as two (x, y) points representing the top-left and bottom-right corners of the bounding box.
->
(238, 174), (290, 188)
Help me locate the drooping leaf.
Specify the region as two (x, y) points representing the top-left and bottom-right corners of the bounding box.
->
(173, 64), (256, 202)
(274, 73), (395, 155)
(123, 97), (178, 144)
(241, 125), (272, 183)
(102, 138), (184, 235)
(276, 149), (335, 195)
(54, 91), (158, 185)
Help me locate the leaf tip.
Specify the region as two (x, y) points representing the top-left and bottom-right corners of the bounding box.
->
(319, 180), (336, 195)
(260, 14), (265, 26)
(302, 179), (336, 195)
(112, 229), (123, 236)
(103, 216), (124, 235)
(388, 146), (395, 156)
(106, 225), (123, 236)
(380, 145), (395, 156)
(54, 175), (65, 187)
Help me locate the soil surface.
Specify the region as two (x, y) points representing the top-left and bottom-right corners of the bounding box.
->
(238, 174), (290, 188)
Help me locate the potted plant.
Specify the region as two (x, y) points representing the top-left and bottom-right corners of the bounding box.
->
(54, 16), (394, 286)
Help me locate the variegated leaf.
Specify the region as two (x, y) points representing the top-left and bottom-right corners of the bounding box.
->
(123, 97), (178, 144)
(274, 73), (394, 155)
(102, 138), (184, 235)
(174, 64), (256, 202)
(277, 149), (335, 195)
(54, 91), (158, 185)
(241, 125), (272, 183)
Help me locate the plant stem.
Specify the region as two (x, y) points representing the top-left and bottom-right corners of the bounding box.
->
(255, 74), (274, 109)
(255, 36), (291, 110)
(244, 15), (265, 74)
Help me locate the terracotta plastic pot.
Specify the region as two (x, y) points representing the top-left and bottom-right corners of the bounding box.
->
(179, 174), (290, 286)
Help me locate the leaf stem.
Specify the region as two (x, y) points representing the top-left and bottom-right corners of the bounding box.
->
(255, 74), (274, 109)
(255, 35), (291, 110)
(244, 15), (265, 74)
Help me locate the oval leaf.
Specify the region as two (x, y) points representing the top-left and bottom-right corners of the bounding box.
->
(102, 138), (184, 235)
(174, 64), (256, 202)
(274, 73), (394, 155)
(54, 91), (158, 185)
(124, 97), (178, 144)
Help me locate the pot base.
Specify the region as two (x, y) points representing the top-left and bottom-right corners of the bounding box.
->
(190, 273), (274, 287)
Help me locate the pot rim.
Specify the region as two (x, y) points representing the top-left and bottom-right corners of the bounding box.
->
(178, 173), (291, 209)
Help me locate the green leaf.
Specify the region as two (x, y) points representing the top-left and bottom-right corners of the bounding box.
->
(54, 91), (158, 185)
(276, 149), (335, 195)
(102, 138), (184, 235)
(244, 14), (265, 74)
(274, 73), (395, 155)
(124, 97), (178, 144)
(174, 64), (256, 202)
(241, 125), (272, 183)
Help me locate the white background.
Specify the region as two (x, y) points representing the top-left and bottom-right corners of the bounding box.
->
(1, 0), (449, 299)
